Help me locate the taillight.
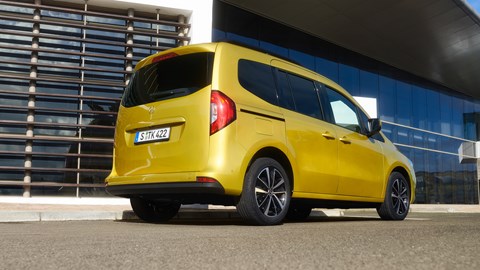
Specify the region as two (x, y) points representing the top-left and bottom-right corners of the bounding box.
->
(210, 90), (236, 135)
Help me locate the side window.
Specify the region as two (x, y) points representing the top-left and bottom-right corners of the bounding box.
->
(238, 59), (278, 105)
(276, 70), (295, 110)
(288, 74), (322, 119)
(325, 87), (361, 133)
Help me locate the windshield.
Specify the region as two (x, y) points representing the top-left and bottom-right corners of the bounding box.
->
(122, 52), (214, 107)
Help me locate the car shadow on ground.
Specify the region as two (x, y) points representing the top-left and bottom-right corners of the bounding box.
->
(117, 210), (381, 226)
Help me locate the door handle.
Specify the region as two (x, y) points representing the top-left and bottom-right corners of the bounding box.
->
(339, 137), (351, 144)
(321, 132), (336, 140)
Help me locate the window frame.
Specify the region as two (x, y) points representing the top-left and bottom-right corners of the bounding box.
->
(273, 68), (326, 121)
(319, 83), (368, 135)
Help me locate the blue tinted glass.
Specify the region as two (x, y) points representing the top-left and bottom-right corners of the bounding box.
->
(316, 57), (339, 83)
(412, 86), (427, 129)
(259, 20), (289, 58)
(452, 97), (464, 138)
(212, 29), (226, 41)
(259, 41), (288, 58)
(378, 75), (395, 122)
(395, 81), (412, 126)
(226, 33), (259, 47)
(463, 100), (476, 141)
(425, 88), (441, 133)
(359, 70), (378, 98)
(339, 64), (359, 96)
(440, 93), (452, 135)
(289, 50), (315, 70)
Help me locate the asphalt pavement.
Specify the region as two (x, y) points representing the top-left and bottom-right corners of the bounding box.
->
(1, 213), (480, 269)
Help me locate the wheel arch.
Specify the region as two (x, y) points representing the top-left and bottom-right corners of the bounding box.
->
(248, 147), (294, 190)
(391, 165), (414, 201)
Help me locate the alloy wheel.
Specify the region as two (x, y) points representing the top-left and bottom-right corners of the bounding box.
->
(254, 166), (287, 217)
(391, 177), (409, 216)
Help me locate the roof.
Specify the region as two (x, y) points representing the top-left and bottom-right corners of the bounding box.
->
(223, 0), (480, 99)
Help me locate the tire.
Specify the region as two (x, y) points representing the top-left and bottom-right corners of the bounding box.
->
(130, 198), (180, 223)
(377, 172), (411, 220)
(237, 158), (291, 226)
(286, 203), (312, 221)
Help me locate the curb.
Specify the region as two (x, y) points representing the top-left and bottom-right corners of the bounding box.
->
(0, 211), (134, 223)
(1, 205), (479, 223)
(0, 209), (345, 223)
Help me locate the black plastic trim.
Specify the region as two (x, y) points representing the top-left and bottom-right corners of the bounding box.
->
(106, 181), (225, 197)
(240, 109), (285, 122)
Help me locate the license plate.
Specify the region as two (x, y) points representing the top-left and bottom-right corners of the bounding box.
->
(134, 127), (171, 144)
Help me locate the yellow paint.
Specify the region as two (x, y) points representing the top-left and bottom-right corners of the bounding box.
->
(106, 42), (416, 204)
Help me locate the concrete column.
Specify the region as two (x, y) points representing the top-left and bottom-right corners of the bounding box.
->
(125, 8), (134, 85)
(178, 15), (188, 46)
(23, 0), (42, 197)
(156, 9), (160, 49)
(75, 0), (89, 198)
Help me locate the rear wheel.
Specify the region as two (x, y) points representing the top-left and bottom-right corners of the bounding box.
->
(377, 172), (411, 220)
(130, 198), (180, 223)
(237, 158), (291, 226)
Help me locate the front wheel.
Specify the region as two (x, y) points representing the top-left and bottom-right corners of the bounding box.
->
(377, 172), (411, 220)
(130, 198), (180, 223)
(237, 158), (291, 226)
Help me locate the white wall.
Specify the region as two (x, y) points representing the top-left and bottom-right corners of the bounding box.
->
(64, 0), (213, 44)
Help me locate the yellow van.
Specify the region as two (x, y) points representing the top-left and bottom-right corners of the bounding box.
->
(106, 42), (416, 225)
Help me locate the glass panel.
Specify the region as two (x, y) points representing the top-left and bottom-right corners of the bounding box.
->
(276, 71), (295, 110)
(288, 74), (322, 119)
(359, 70), (378, 98)
(238, 60), (277, 105)
(339, 64), (359, 96)
(122, 52), (214, 107)
(326, 87), (361, 133)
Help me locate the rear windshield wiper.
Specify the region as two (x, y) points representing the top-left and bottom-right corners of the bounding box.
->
(149, 88), (190, 99)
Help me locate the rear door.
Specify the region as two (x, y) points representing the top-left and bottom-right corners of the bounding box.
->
(114, 51), (215, 177)
(272, 60), (339, 195)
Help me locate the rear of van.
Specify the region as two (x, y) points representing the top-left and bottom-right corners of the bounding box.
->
(106, 43), (256, 206)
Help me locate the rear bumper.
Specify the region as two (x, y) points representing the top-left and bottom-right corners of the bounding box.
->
(106, 181), (225, 198)
(106, 181), (234, 205)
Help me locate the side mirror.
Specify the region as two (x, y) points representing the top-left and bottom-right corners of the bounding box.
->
(367, 118), (381, 137)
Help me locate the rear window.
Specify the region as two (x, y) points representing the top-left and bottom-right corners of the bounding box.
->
(122, 52), (214, 107)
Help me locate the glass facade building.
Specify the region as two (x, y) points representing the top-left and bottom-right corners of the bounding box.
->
(0, 0), (478, 204)
(212, 1), (479, 204)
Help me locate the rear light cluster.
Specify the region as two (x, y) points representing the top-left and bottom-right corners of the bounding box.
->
(210, 90), (236, 135)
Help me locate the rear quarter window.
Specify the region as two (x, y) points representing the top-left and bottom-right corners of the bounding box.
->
(238, 59), (278, 105)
